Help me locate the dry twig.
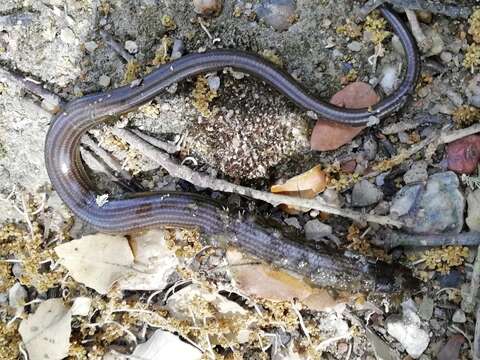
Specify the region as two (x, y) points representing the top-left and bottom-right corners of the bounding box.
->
(111, 127), (403, 227)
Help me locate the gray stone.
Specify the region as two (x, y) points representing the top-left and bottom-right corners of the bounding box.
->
(403, 161), (428, 184)
(390, 172), (464, 233)
(347, 41), (362, 52)
(255, 0), (296, 32)
(171, 39), (184, 60)
(466, 189), (480, 231)
(418, 296), (434, 321)
(304, 219), (332, 241)
(352, 180), (383, 207)
(284, 217), (301, 229)
(124, 40), (138, 54)
(98, 75), (111, 87)
(386, 302), (430, 359)
(84, 41), (98, 53)
(452, 309), (466, 323)
(363, 136), (377, 161)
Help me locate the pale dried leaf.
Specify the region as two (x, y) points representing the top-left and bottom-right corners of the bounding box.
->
(71, 297), (92, 316)
(19, 298), (72, 360)
(271, 165), (327, 197)
(118, 229), (179, 291)
(227, 250), (345, 311)
(55, 234), (134, 294)
(132, 330), (202, 360)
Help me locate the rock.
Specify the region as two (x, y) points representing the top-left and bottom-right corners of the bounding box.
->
(446, 135), (480, 174)
(171, 39), (184, 60)
(437, 335), (465, 360)
(347, 41), (362, 52)
(284, 217), (301, 229)
(352, 180), (383, 207)
(386, 300), (430, 359)
(390, 172), (464, 234)
(193, 0), (223, 16)
(466, 75), (480, 107)
(436, 270), (464, 288)
(255, 0), (296, 32)
(403, 161), (428, 184)
(59, 28), (76, 44)
(365, 328), (398, 360)
(418, 296), (434, 321)
(84, 41), (98, 53)
(124, 40), (138, 54)
(452, 309), (466, 323)
(425, 28), (444, 57)
(311, 82), (379, 151)
(364, 136), (378, 161)
(207, 75), (220, 92)
(98, 75), (111, 88)
(304, 219), (332, 241)
(466, 189), (480, 231)
(440, 51), (452, 63)
(380, 65), (400, 95)
(8, 282), (27, 312)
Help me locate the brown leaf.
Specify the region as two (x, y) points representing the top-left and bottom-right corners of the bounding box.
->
(310, 82), (379, 151)
(446, 134), (480, 174)
(271, 164), (328, 197)
(270, 165), (328, 214)
(227, 250), (346, 311)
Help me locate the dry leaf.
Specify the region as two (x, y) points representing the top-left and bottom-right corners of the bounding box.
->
(118, 229), (179, 291)
(310, 82), (379, 151)
(271, 165), (327, 197)
(131, 330), (202, 360)
(55, 234), (134, 294)
(19, 298), (72, 360)
(271, 165), (328, 213)
(227, 249), (346, 312)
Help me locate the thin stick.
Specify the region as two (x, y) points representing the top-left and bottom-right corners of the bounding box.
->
(0, 66), (64, 112)
(111, 128), (402, 227)
(131, 129), (180, 154)
(381, 231), (480, 250)
(100, 30), (133, 62)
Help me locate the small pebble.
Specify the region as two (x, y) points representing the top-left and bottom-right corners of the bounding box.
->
(284, 217), (301, 229)
(207, 75), (221, 92)
(124, 40), (138, 54)
(436, 270), (464, 288)
(403, 160), (428, 184)
(440, 51), (452, 63)
(380, 65), (399, 95)
(171, 39), (185, 60)
(363, 136), (377, 161)
(60, 28), (76, 44)
(418, 296), (434, 321)
(425, 28), (444, 56)
(351, 180), (383, 207)
(304, 219), (332, 241)
(446, 135), (480, 174)
(98, 75), (111, 88)
(347, 41), (362, 52)
(193, 0), (223, 16)
(452, 309), (466, 323)
(255, 0), (296, 32)
(84, 41), (98, 53)
(466, 189), (480, 231)
(466, 75), (480, 107)
(397, 131), (410, 144)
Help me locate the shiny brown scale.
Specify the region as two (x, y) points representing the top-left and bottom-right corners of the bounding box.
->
(44, 5), (420, 292)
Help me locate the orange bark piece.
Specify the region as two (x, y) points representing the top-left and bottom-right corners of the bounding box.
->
(310, 82), (380, 151)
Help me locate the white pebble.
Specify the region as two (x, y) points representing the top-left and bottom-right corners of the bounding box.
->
(380, 65), (399, 95)
(98, 75), (111, 88)
(84, 41), (98, 53)
(207, 75), (220, 91)
(124, 40), (138, 54)
(347, 41), (362, 52)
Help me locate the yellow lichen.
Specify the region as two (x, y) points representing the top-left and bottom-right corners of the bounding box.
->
(423, 246), (469, 274)
(260, 49), (283, 67)
(324, 163), (360, 191)
(122, 60), (141, 84)
(468, 9), (480, 44)
(152, 36), (173, 66)
(192, 75), (218, 118)
(464, 44), (480, 72)
(346, 224), (390, 261)
(341, 68), (358, 85)
(364, 11), (391, 44)
(98, 0), (111, 16)
(336, 21), (362, 39)
(372, 149), (410, 172)
(161, 14), (177, 30)
(0, 321), (20, 359)
(453, 105), (480, 128)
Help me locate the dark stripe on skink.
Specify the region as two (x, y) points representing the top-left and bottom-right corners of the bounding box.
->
(44, 5), (420, 292)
